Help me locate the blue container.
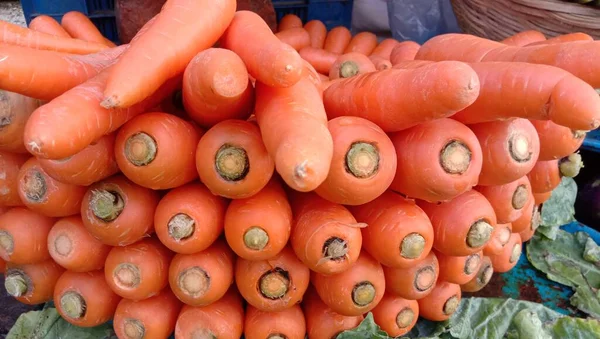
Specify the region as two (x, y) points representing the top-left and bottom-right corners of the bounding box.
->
(582, 128), (600, 153)
(273, 0), (353, 30)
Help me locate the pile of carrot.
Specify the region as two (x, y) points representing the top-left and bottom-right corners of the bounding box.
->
(0, 2), (597, 338)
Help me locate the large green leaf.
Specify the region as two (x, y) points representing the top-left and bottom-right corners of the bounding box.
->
(538, 177), (578, 240)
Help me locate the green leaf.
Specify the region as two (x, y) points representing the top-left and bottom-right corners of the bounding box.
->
(540, 177), (577, 227)
(511, 309), (552, 339)
(537, 224), (559, 241)
(551, 317), (600, 339)
(583, 237), (600, 264)
(571, 284), (600, 319)
(336, 313), (390, 339)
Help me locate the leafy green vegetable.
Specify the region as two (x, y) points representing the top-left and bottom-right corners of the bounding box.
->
(538, 177), (578, 240)
(510, 309), (551, 339)
(583, 237), (600, 264)
(336, 313), (389, 339)
(571, 284), (600, 319)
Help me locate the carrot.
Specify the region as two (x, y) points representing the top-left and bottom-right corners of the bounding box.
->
(383, 251), (438, 299)
(182, 48), (254, 128)
(489, 233), (522, 272)
(324, 26), (352, 54)
(276, 27), (311, 51)
(154, 89), (189, 120)
(528, 153), (584, 193)
(225, 178), (291, 261)
(278, 14), (303, 31)
(417, 282), (461, 321)
(0, 91), (43, 153)
(519, 221), (537, 242)
(389, 41), (420, 64)
(372, 294), (419, 337)
(484, 223), (513, 256)
(175, 287), (244, 339)
(501, 30), (546, 46)
(415, 33), (512, 62)
(419, 190), (497, 256)
(29, 15), (71, 37)
(475, 176), (533, 224)
(255, 77), (333, 192)
(533, 191), (552, 206)
(470, 119), (540, 186)
(169, 239), (234, 306)
(0, 207), (54, 264)
(461, 256), (494, 292)
(328, 52), (376, 80)
(344, 32), (377, 55)
(323, 61), (480, 132)
(369, 55), (392, 70)
(17, 157), (86, 217)
(236, 246), (309, 312)
(0, 151), (29, 206)
(303, 286), (364, 339)
(47, 216), (111, 272)
(104, 237), (173, 300)
(527, 32), (593, 46)
(0, 258), (5, 273)
(113, 288), (182, 339)
(61, 11), (115, 47)
(389, 118), (483, 202)
(371, 38), (399, 59)
(4, 259), (64, 305)
(512, 199), (540, 234)
(304, 20), (327, 48)
(81, 175), (160, 246)
(532, 120), (586, 161)
(299, 47), (338, 74)
(245, 304), (306, 339)
(436, 250), (483, 286)
(54, 270), (121, 327)
(101, 0), (236, 109)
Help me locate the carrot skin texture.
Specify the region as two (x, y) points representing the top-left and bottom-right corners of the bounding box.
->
(303, 287), (364, 339)
(29, 15), (71, 37)
(344, 32), (378, 55)
(436, 251), (483, 285)
(61, 11), (114, 46)
(371, 39), (399, 59)
(383, 251), (439, 300)
(299, 47), (339, 74)
(532, 120), (586, 161)
(324, 26), (352, 54)
(501, 30), (546, 46)
(276, 27), (311, 51)
(329, 52), (376, 80)
(304, 20), (327, 48)
(5, 259), (64, 305)
(475, 176), (533, 224)
(372, 294), (419, 337)
(417, 282), (462, 321)
(0, 91), (43, 153)
(0, 151), (29, 206)
(527, 160), (561, 194)
(526, 32), (592, 46)
(244, 305), (306, 339)
(0, 207), (55, 264)
(489, 233), (522, 272)
(278, 14), (303, 31)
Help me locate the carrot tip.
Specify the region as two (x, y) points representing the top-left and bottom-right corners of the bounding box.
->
(440, 141), (471, 175)
(352, 281), (376, 307)
(559, 153), (584, 178)
(21, 169), (47, 203)
(178, 267), (210, 298)
(259, 268), (290, 299)
(123, 318), (146, 339)
(60, 291), (87, 320)
(509, 244), (522, 264)
(0, 230), (14, 260)
(466, 220), (493, 248)
(243, 227), (269, 251)
(54, 234), (73, 257)
(90, 189), (125, 222)
(215, 144), (249, 181)
(572, 130), (587, 139)
(346, 142), (380, 179)
(415, 267), (436, 292)
(4, 272), (28, 297)
(509, 134), (532, 163)
(512, 185), (529, 210)
(168, 213), (195, 241)
(100, 96), (118, 109)
(125, 133), (157, 166)
(317, 237), (349, 266)
(465, 254), (481, 275)
(396, 307), (415, 329)
(400, 233), (426, 259)
(113, 263), (141, 289)
(339, 61), (360, 78)
(443, 295), (460, 315)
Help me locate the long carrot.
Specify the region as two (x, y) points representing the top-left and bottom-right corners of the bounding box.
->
(235, 246), (310, 312)
(0, 207), (54, 264)
(533, 191), (552, 206)
(244, 304), (306, 339)
(302, 287), (364, 339)
(329, 52), (376, 80)
(436, 250), (483, 285)
(344, 32), (377, 55)
(383, 251), (439, 300)
(61, 11), (115, 47)
(304, 20), (326, 48)
(476, 176), (533, 224)
(461, 256), (494, 292)
(389, 41), (420, 64)
(350, 191), (434, 268)
(182, 48), (254, 128)
(470, 119), (540, 186)
(0, 151), (28, 206)
(81, 175), (159, 246)
(225, 178), (292, 261)
(169, 239), (234, 306)
(372, 294), (419, 337)
(389, 118), (483, 202)
(29, 15), (71, 37)
(417, 282), (461, 321)
(527, 32), (593, 46)
(299, 46), (339, 74)
(532, 120), (586, 161)
(113, 288), (182, 339)
(54, 270), (121, 327)
(484, 223), (513, 256)
(369, 55), (392, 70)
(501, 30), (546, 46)
(0, 91), (43, 153)
(17, 157), (86, 217)
(276, 27), (311, 51)
(323, 61), (480, 132)
(512, 199), (540, 234)
(371, 38), (399, 59)
(278, 14), (303, 31)
(528, 153), (584, 193)
(324, 26), (352, 54)
(47, 216), (111, 272)
(4, 259), (64, 305)
(175, 287), (244, 339)
(419, 190), (497, 256)
(489, 233), (522, 272)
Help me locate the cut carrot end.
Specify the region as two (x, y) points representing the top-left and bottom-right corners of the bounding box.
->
(267, 335), (286, 339)
(440, 141), (471, 175)
(215, 144), (249, 181)
(414, 267), (436, 292)
(498, 227), (511, 247)
(100, 96), (118, 109)
(559, 153), (584, 178)
(168, 213), (195, 241)
(572, 130), (587, 139)
(125, 133), (157, 166)
(54, 234), (73, 257)
(259, 268), (290, 299)
(178, 267), (210, 298)
(0, 91), (12, 128)
(396, 307), (415, 329)
(531, 207), (541, 232)
(90, 189), (125, 222)
(509, 244), (522, 264)
(400, 233), (426, 259)
(4, 272), (28, 297)
(113, 263), (141, 289)
(191, 328), (217, 339)
(243, 227), (269, 251)
(322, 237), (349, 262)
(509, 134), (532, 163)
(352, 281), (376, 307)
(0, 230), (14, 259)
(123, 319), (145, 339)
(478, 264), (494, 287)
(443, 296), (460, 315)
(511, 185), (529, 210)
(60, 291), (87, 320)
(339, 61), (360, 78)
(466, 220), (493, 248)
(22, 169), (47, 203)
(464, 253), (481, 275)
(345, 142), (380, 179)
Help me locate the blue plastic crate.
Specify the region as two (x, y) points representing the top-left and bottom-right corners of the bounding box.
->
(273, 0), (353, 30)
(582, 128), (600, 153)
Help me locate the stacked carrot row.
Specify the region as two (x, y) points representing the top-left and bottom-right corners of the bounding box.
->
(0, 2), (598, 338)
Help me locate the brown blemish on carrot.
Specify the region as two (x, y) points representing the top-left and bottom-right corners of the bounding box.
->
(178, 267), (210, 298)
(464, 253), (481, 275)
(90, 189), (125, 222)
(400, 233), (426, 259)
(123, 318), (145, 339)
(345, 142), (380, 179)
(54, 233), (73, 256)
(244, 227), (269, 251)
(443, 295), (459, 315)
(4, 271), (28, 297)
(60, 291), (87, 319)
(509, 134), (532, 162)
(396, 307), (415, 329)
(168, 213), (195, 241)
(511, 185), (529, 210)
(113, 263), (141, 289)
(339, 61), (360, 78)
(466, 220), (493, 248)
(0, 230), (14, 258)
(509, 244), (522, 264)
(22, 169), (47, 202)
(559, 153), (584, 178)
(215, 144), (249, 181)
(259, 268), (290, 299)
(440, 140), (471, 174)
(414, 267), (436, 292)
(352, 281), (376, 306)
(125, 132), (157, 166)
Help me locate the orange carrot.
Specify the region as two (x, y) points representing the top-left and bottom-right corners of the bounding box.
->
(236, 246), (310, 312)
(415, 33), (516, 62)
(304, 20), (327, 48)
(29, 15), (71, 37)
(528, 153), (584, 193)
(484, 223), (513, 256)
(0, 151), (28, 206)
(419, 190), (497, 256)
(533, 191), (552, 206)
(389, 41), (420, 64)
(519, 221), (537, 242)
(61, 11), (115, 47)
(383, 251), (438, 300)
(276, 27), (311, 51)
(0, 91), (43, 153)
(532, 120), (586, 161)
(225, 178), (292, 261)
(501, 30), (546, 46)
(469, 119), (540, 186)
(527, 32), (593, 46)
(81, 175), (159, 246)
(350, 191), (434, 268)
(371, 38), (399, 59)
(0, 207), (54, 264)
(47, 216), (111, 272)
(221, 11), (304, 88)
(113, 288), (182, 339)
(417, 282), (461, 321)
(389, 118), (483, 202)
(461, 256), (494, 292)
(372, 294), (419, 337)
(4, 259), (64, 305)
(104, 237), (173, 301)
(344, 32), (377, 55)
(328, 52), (376, 80)
(175, 287), (244, 339)
(245, 304), (306, 339)
(54, 270), (121, 327)
(324, 61), (480, 132)
(17, 157), (86, 217)
(182, 48), (254, 128)
(324, 26), (352, 54)
(436, 251), (483, 285)
(369, 55), (392, 70)
(299, 46), (339, 74)
(489, 233), (522, 272)
(303, 287), (364, 339)
(475, 176), (533, 224)
(302, 59), (322, 88)
(278, 14), (303, 31)
(512, 199), (540, 234)
(154, 89), (189, 120)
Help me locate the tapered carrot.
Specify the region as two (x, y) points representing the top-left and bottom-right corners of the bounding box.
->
(61, 11), (115, 47)
(299, 47), (338, 74)
(350, 191), (434, 268)
(304, 20), (326, 48)
(113, 288), (182, 339)
(415, 33), (514, 61)
(532, 120), (586, 161)
(196, 120), (273, 199)
(533, 191), (552, 206)
(527, 32), (592, 46)
(344, 32), (377, 55)
(0, 151), (28, 206)
(17, 158), (85, 217)
(370, 55), (392, 70)
(0, 91), (43, 153)
(417, 282), (461, 321)
(484, 223), (513, 256)
(372, 294), (419, 337)
(324, 61), (480, 132)
(182, 48), (254, 128)
(390, 118), (483, 202)
(419, 190), (497, 256)
(175, 287), (244, 339)
(512, 199), (540, 234)
(29, 15), (70, 37)
(236, 246), (310, 312)
(4, 259), (64, 304)
(0, 207), (54, 264)
(371, 39), (399, 59)
(276, 27), (311, 51)
(225, 178), (291, 260)
(501, 30), (546, 46)
(54, 270), (121, 327)
(389, 41), (420, 64)
(436, 251), (482, 285)
(528, 153), (583, 193)
(245, 304), (306, 339)
(329, 52), (376, 79)
(169, 239), (234, 306)
(302, 287), (364, 339)
(470, 119), (540, 186)
(278, 14), (303, 31)
(221, 11), (304, 88)
(384, 251), (438, 299)
(489, 233), (522, 272)
(476, 176), (533, 224)
(48, 216), (111, 272)
(81, 175), (159, 246)
(324, 26), (352, 54)
(461, 256), (494, 292)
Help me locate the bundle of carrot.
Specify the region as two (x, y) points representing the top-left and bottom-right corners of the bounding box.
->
(0, 2), (598, 337)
